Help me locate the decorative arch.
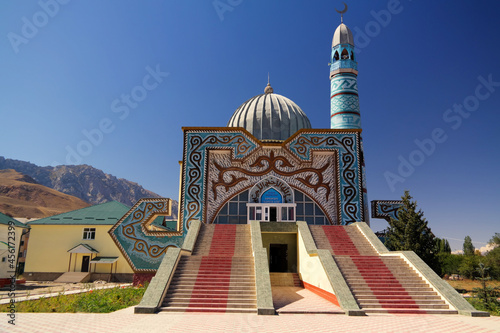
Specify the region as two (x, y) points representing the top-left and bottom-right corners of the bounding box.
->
(341, 48), (349, 60)
(249, 176), (294, 204)
(333, 50), (340, 61)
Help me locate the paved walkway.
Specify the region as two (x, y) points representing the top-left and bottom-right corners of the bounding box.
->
(272, 286), (344, 314)
(2, 307), (500, 333)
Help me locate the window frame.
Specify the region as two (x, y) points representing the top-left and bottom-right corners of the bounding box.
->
(82, 227), (96, 240)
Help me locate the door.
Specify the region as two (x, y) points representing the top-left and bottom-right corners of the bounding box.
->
(269, 244), (288, 272)
(81, 255), (90, 273)
(264, 206), (269, 221)
(269, 207), (277, 221)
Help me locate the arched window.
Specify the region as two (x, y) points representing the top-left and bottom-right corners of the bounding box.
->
(261, 188), (283, 203)
(213, 190), (249, 224)
(333, 51), (339, 61)
(351, 51), (355, 61)
(294, 190), (329, 225)
(341, 49), (349, 60)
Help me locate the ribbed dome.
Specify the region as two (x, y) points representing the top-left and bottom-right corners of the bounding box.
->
(227, 86), (311, 141)
(332, 23), (354, 47)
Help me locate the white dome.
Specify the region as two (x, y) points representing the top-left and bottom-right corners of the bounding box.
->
(332, 23), (354, 46)
(227, 85), (311, 141)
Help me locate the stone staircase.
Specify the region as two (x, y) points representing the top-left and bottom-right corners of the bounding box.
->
(310, 225), (457, 314)
(270, 273), (303, 287)
(160, 224), (257, 313)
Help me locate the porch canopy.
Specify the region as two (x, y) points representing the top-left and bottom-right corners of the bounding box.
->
(66, 243), (99, 272)
(89, 257), (118, 264)
(67, 243), (99, 254)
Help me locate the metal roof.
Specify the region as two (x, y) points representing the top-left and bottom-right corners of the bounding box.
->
(28, 201), (130, 225)
(227, 89), (312, 141)
(0, 212), (29, 228)
(89, 256), (118, 264)
(332, 23), (354, 46)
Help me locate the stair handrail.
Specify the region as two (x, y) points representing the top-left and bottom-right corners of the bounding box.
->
(250, 220), (275, 315)
(353, 222), (489, 317)
(296, 222), (365, 316)
(134, 220), (202, 313)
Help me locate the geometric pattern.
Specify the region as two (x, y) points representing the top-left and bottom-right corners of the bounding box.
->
(330, 72), (361, 130)
(371, 200), (403, 222)
(205, 149), (338, 225)
(108, 198), (183, 272)
(286, 130), (364, 223)
(331, 94), (360, 113)
(330, 74), (358, 95)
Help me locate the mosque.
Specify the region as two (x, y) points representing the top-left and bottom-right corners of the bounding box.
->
(109, 13), (485, 316)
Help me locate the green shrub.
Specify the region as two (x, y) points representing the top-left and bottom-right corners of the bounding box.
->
(0, 285), (146, 313)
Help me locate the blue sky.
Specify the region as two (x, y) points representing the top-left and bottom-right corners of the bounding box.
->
(1, 1), (499, 251)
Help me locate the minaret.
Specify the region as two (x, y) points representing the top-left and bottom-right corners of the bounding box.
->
(330, 8), (369, 223)
(330, 11), (360, 129)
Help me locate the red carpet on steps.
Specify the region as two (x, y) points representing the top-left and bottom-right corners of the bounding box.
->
(322, 226), (423, 314)
(187, 225), (237, 312)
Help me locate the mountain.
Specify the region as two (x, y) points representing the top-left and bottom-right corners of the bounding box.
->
(0, 157), (178, 219)
(0, 169), (90, 218)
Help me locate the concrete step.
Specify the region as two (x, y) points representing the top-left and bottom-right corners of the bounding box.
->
(358, 299), (446, 305)
(350, 286), (434, 292)
(159, 306), (256, 313)
(163, 297), (257, 308)
(348, 282), (428, 288)
(355, 294), (441, 300)
(167, 291), (256, 297)
(362, 308), (457, 315)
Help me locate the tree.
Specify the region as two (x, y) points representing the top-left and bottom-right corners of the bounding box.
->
(472, 263), (500, 311)
(463, 236), (475, 256)
(385, 190), (438, 271)
(435, 237), (451, 254)
(489, 233), (500, 247)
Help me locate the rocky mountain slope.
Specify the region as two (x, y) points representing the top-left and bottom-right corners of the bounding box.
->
(0, 157), (178, 218)
(0, 169), (90, 218)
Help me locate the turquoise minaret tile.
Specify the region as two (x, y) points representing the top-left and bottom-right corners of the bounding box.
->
(330, 22), (360, 130)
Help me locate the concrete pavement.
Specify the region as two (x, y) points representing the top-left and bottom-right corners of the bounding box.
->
(2, 308), (500, 333)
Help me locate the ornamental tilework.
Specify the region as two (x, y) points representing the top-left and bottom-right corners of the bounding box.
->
(109, 198), (182, 272)
(371, 200), (403, 222)
(330, 114), (361, 129)
(330, 75), (358, 95)
(206, 149), (338, 224)
(287, 131), (364, 223)
(181, 130), (259, 229)
(330, 60), (358, 72)
(331, 94), (360, 113)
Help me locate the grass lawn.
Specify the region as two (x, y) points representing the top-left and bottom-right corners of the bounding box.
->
(445, 278), (500, 316)
(446, 279), (500, 293)
(0, 285), (146, 313)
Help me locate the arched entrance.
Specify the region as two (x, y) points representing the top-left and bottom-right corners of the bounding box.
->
(247, 176), (296, 223)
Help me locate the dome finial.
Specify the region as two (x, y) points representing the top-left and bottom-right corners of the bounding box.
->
(264, 73), (273, 94)
(335, 2), (348, 23)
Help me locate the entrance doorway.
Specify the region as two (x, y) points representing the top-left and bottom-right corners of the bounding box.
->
(269, 244), (288, 272)
(81, 256), (90, 273)
(269, 207), (277, 221)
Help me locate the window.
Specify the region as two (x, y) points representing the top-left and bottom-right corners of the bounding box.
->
(213, 191), (249, 224)
(83, 228), (96, 240)
(294, 190), (328, 225)
(341, 49), (349, 59)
